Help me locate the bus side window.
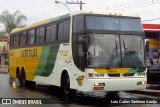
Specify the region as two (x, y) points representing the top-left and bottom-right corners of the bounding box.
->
(36, 27), (45, 44)
(78, 35), (86, 70)
(63, 20), (70, 42)
(20, 32), (27, 46)
(58, 22), (64, 42)
(73, 15), (84, 33)
(58, 20), (70, 43)
(13, 34), (20, 47)
(46, 24), (56, 42)
(10, 35), (13, 48)
(72, 34), (86, 70)
(27, 30), (35, 45)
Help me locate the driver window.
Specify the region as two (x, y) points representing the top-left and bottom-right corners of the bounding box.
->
(78, 35), (86, 70)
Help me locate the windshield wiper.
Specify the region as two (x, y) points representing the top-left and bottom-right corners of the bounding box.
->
(123, 40), (136, 68)
(123, 40), (127, 57)
(106, 39), (118, 68)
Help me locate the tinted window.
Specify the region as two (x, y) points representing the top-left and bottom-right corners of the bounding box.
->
(46, 24), (56, 42)
(13, 34), (19, 47)
(27, 30), (35, 45)
(86, 16), (143, 32)
(58, 20), (70, 42)
(36, 27), (45, 44)
(58, 22), (63, 41)
(10, 35), (13, 47)
(72, 34), (86, 70)
(63, 20), (70, 41)
(73, 15), (84, 33)
(20, 32), (27, 46)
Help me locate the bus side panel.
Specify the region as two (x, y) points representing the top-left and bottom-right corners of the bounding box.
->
(9, 50), (17, 78)
(33, 44), (79, 90)
(53, 44), (79, 89)
(9, 47), (43, 80)
(33, 44), (60, 85)
(25, 48), (41, 81)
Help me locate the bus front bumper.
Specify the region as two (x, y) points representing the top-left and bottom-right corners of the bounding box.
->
(84, 77), (147, 92)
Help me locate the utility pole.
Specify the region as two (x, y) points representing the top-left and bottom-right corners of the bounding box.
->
(66, 0), (85, 10)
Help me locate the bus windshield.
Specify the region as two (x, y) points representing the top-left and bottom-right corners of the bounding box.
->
(72, 15), (145, 69)
(86, 16), (143, 32)
(87, 34), (145, 68)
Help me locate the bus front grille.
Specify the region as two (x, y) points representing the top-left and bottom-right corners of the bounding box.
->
(124, 73), (135, 76)
(108, 73), (135, 77)
(107, 74), (120, 77)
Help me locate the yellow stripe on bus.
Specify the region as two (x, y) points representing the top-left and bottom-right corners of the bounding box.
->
(94, 68), (130, 74)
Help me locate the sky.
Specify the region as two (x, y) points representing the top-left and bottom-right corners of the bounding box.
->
(0, 0), (160, 30)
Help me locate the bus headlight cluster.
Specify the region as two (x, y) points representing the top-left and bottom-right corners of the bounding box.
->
(93, 83), (105, 90)
(94, 83), (105, 86)
(137, 81), (147, 85)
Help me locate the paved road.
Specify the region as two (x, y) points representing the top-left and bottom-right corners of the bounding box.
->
(0, 73), (160, 107)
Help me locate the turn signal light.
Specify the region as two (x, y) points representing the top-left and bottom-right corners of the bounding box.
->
(88, 73), (94, 77)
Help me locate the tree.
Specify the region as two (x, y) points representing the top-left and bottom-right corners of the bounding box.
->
(0, 10), (27, 34)
(0, 32), (5, 37)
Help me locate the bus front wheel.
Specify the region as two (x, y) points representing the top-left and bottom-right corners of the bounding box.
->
(62, 73), (70, 95)
(61, 73), (76, 97)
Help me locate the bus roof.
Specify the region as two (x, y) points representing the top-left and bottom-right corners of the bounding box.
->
(11, 13), (70, 34)
(71, 10), (139, 17)
(11, 10), (139, 34)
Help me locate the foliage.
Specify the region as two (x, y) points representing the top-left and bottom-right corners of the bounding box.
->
(0, 10), (27, 34)
(0, 32), (5, 37)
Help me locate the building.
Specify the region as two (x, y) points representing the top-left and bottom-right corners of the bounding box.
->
(0, 37), (9, 65)
(142, 24), (160, 64)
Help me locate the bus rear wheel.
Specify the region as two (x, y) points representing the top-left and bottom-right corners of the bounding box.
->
(18, 73), (27, 88)
(16, 68), (26, 88)
(17, 72), (22, 85)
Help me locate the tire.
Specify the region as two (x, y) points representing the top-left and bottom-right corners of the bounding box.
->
(62, 73), (76, 97)
(17, 72), (22, 85)
(62, 73), (70, 96)
(21, 74), (27, 88)
(17, 72), (26, 88)
(17, 69), (36, 89)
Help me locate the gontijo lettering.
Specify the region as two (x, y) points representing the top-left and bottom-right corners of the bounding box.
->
(21, 49), (37, 57)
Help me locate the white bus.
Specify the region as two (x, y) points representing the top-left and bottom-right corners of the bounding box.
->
(9, 11), (147, 96)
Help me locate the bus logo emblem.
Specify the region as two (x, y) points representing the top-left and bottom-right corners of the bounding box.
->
(76, 75), (84, 86)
